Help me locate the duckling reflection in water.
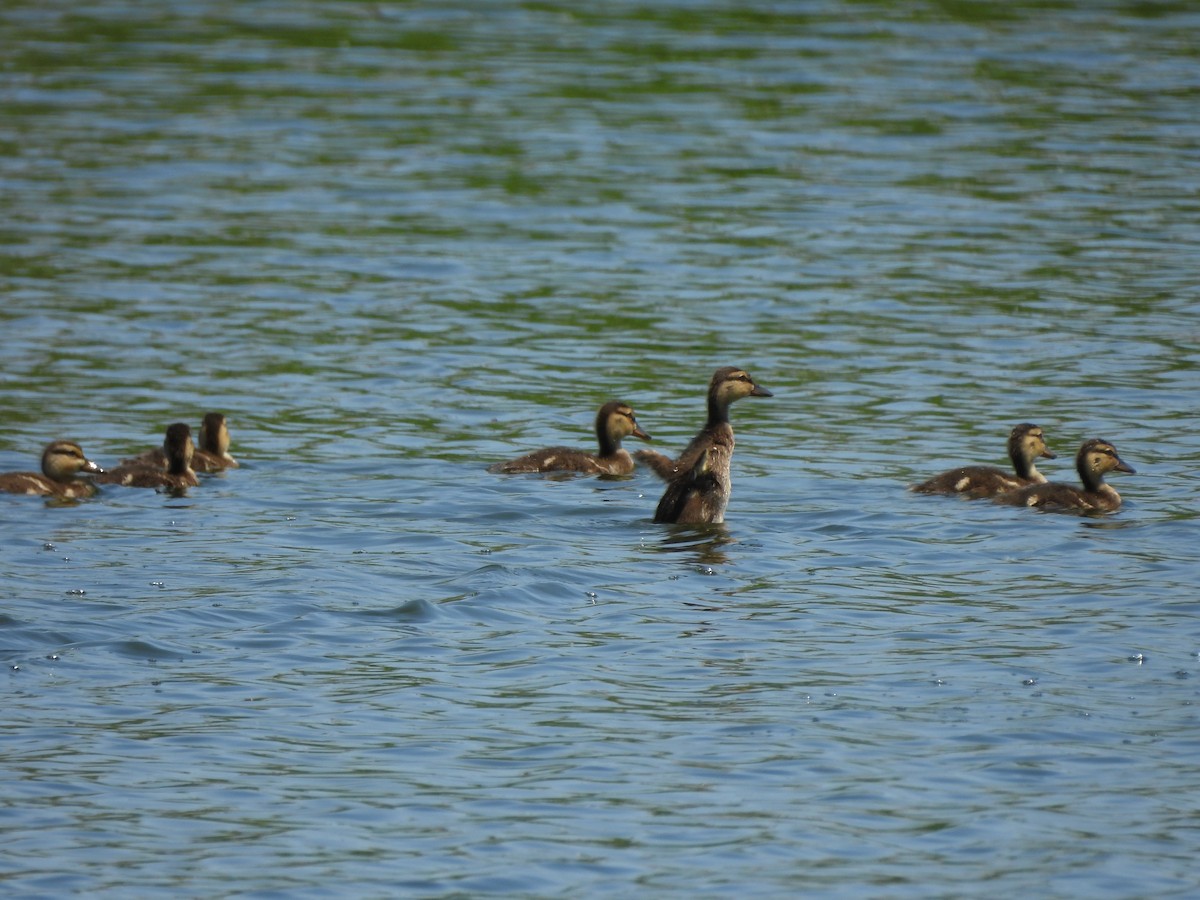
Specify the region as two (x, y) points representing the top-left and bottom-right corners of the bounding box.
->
(642, 366), (774, 525)
(488, 401), (651, 476)
(0, 441), (104, 499)
(911, 423), (1056, 499)
(994, 438), (1134, 514)
(97, 423), (199, 490)
(122, 412), (238, 472)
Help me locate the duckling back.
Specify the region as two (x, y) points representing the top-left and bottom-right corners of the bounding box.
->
(912, 465), (1028, 499)
(488, 446), (625, 476)
(95, 465), (200, 490)
(653, 447), (726, 524)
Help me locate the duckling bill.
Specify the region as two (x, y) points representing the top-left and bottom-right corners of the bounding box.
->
(994, 438), (1133, 514)
(911, 423), (1056, 499)
(648, 366), (773, 525)
(0, 441), (104, 499)
(488, 401), (651, 476)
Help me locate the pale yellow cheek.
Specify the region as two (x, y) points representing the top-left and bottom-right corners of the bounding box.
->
(954, 477), (971, 492)
(1025, 496), (1038, 507)
(542, 456), (557, 467)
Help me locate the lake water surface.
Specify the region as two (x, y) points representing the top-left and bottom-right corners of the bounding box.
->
(3, 1), (1199, 896)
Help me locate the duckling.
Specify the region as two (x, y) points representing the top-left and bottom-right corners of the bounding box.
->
(647, 366), (774, 524)
(0, 440), (104, 499)
(97, 423), (199, 490)
(121, 412), (238, 472)
(488, 401), (651, 476)
(911, 423), (1057, 499)
(995, 438), (1134, 513)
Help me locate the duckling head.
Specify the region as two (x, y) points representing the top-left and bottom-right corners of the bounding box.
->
(1079, 439), (1135, 479)
(199, 412), (231, 456)
(41, 441), (104, 482)
(708, 366), (773, 419)
(597, 401), (651, 444)
(162, 423), (196, 474)
(1010, 423), (1056, 465)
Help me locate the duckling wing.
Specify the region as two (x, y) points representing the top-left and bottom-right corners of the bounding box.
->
(633, 449), (677, 480)
(487, 447), (605, 475)
(912, 465), (1025, 498)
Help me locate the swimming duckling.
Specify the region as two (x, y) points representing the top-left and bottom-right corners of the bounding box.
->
(488, 401), (652, 476)
(121, 412), (238, 472)
(995, 438), (1134, 513)
(97, 423), (199, 490)
(911, 423), (1057, 499)
(646, 366), (774, 524)
(0, 441), (104, 499)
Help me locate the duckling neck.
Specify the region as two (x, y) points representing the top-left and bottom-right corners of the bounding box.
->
(1012, 455), (1040, 481)
(1077, 462), (1105, 493)
(596, 428), (622, 458)
(706, 394), (732, 428)
(167, 457), (192, 476)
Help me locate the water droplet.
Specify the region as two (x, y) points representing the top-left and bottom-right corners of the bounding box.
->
(66, 589), (86, 596)
(1174, 670), (1189, 679)
(42, 542), (55, 551)
(10, 665), (19, 672)
(1022, 677), (1037, 686)
(699, 566), (715, 576)
(46, 653), (59, 661)
(1128, 653), (1146, 664)
(150, 581), (164, 588)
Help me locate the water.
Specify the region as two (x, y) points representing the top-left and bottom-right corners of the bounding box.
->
(3, 1), (1199, 896)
